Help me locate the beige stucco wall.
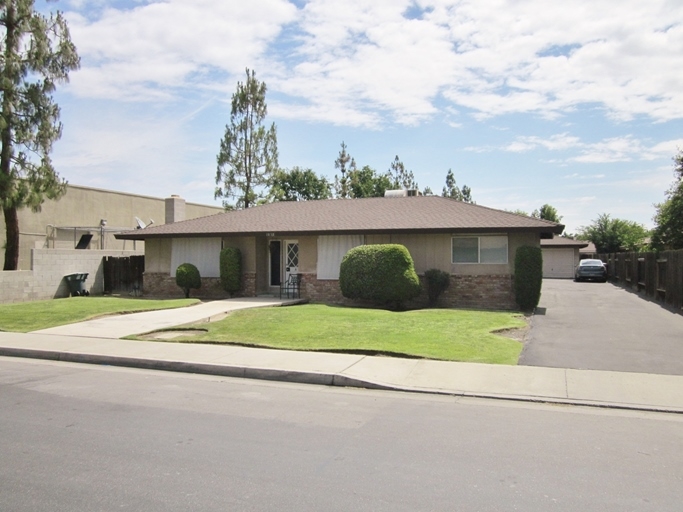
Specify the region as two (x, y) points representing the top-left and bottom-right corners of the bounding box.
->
(254, 236), (268, 292)
(222, 236), (257, 273)
(365, 232), (539, 275)
(144, 238), (172, 273)
(1, 184), (222, 270)
(296, 236), (317, 273)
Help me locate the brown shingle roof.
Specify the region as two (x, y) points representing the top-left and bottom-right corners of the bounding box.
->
(116, 196), (564, 240)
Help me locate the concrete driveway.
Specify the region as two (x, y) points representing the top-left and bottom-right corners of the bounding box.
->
(520, 279), (683, 375)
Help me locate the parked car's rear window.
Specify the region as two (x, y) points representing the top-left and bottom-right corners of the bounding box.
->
(579, 259), (604, 266)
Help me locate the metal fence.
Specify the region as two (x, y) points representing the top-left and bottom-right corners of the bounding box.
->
(599, 249), (683, 313)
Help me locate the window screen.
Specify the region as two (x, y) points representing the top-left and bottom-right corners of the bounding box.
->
(452, 236), (508, 264)
(452, 237), (479, 263)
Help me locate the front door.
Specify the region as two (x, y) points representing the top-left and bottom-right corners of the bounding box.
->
(269, 241), (281, 286)
(284, 241), (299, 282)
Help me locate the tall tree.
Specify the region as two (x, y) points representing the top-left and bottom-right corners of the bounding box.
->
(348, 165), (392, 198)
(532, 204), (562, 223)
(652, 149), (683, 250)
(333, 141), (355, 198)
(268, 167), (331, 202)
(441, 169), (473, 202)
(461, 185), (474, 204)
(578, 214), (649, 253)
(215, 69), (278, 210)
(1, 0), (79, 270)
(387, 155), (418, 190)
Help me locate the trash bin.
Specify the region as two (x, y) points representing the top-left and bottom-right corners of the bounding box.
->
(64, 273), (90, 297)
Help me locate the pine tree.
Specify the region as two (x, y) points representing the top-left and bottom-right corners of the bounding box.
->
(215, 69), (278, 210)
(1, 0), (80, 270)
(333, 141), (355, 198)
(388, 155), (418, 190)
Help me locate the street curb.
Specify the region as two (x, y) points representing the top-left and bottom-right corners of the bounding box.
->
(2, 347), (681, 415)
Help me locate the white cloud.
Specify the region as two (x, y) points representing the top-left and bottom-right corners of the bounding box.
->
(66, 0), (298, 101)
(495, 134), (683, 164)
(63, 0), (683, 125)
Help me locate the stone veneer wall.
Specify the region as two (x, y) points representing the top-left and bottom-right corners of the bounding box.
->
(0, 248), (143, 304)
(435, 274), (515, 310)
(143, 272), (257, 299)
(301, 273), (516, 310)
(142, 271), (515, 310)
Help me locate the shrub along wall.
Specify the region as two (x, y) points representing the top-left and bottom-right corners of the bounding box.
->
(304, 274), (515, 310)
(143, 272), (256, 299)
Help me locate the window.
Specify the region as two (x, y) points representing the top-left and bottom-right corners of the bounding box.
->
(317, 235), (364, 279)
(171, 237), (221, 277)
(452, 236), (508, 264)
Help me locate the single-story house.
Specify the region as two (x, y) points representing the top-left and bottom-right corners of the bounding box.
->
(116, 195), (563, 309)
(540, 236), (590, 278)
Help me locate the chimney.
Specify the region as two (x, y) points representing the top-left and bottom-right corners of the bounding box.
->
(165, 195), (186, 224)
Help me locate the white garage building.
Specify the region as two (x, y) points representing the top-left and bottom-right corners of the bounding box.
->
(540, 237), (589, 279)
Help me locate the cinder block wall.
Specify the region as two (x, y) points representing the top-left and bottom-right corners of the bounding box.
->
(0, 248), (143, 304)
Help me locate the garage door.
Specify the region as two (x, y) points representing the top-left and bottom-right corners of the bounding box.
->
(542, 248), (576, 279)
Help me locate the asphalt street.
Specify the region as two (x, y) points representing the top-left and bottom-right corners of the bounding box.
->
(521, 279), (683, 375)
(2, 357), (682, 512)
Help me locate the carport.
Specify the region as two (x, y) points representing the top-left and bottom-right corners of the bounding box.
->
(541, 236), (589, 279)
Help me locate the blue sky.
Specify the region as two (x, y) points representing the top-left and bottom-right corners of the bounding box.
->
(45, 0), (683, 234)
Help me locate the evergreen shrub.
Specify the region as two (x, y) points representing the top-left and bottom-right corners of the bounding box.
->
(220, 247), (242, 296)
(424, 268), (450, 307)
(514, 246), (543, 311)
(339, 244), (421, 309)
(176, 263), (201, 298)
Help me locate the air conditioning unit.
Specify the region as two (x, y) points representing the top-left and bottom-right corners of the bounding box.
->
(384, 189), (423, 197)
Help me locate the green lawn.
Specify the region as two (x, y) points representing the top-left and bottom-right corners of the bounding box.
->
(0, 297), (200, 333)
(161, 304), (527, 364)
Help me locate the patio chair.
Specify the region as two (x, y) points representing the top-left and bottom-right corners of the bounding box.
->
(280, 273), (302, 299)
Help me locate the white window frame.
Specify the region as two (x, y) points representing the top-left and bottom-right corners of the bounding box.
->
(452, 235), (508, 264)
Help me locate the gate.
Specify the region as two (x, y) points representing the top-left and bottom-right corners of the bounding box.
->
(103, 255), (145, 295)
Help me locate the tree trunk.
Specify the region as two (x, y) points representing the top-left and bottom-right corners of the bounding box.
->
(3, 206), (19, 270)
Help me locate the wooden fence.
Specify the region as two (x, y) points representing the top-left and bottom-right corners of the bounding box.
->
(599, 249), (683, 313)
(103, 255), (145, 295)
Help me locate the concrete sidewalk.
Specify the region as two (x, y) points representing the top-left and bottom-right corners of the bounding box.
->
(1, 297), (682, 414)
(1, 330), (682, 413)
(31, 297), (296, 339)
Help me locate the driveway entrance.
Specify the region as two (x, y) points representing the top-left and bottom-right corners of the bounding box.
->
(520, 279), (683, 375)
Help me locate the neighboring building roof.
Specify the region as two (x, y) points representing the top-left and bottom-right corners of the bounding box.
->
(579, 242), (597, 254)
(115, 196), (564, 240)
(541, 236), (590, 249)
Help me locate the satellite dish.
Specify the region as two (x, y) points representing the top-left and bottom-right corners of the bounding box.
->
(135, 217), (146, 229)
(148, 219), (154, 226)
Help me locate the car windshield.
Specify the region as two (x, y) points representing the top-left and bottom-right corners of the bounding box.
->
(580, 260), (603, 266)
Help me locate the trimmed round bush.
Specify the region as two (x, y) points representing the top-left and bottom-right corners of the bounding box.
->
(176, 263), (201, 298)
(514, 246), (543, 311)
(220, 247), (242, 297)
(424, 268), (450, 307)
(339, 244), (421, 309)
